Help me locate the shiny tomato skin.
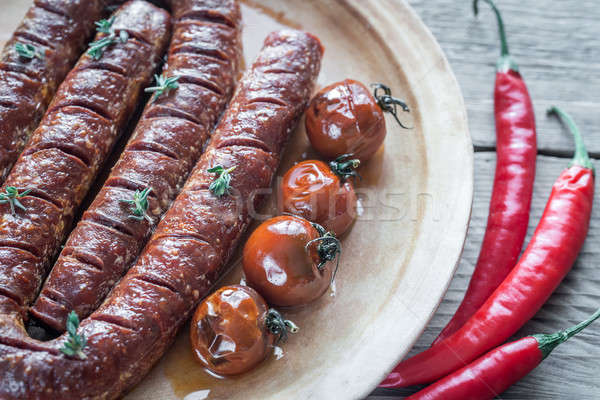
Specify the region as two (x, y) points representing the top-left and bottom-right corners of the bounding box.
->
(190, 285), (273, 376)
(305, 79), (386, 162)
(282, 160), (357, 236)
(243, 215), (333, 307)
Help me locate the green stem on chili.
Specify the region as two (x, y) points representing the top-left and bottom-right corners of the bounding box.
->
(474, 0), (518, 72)
(548, 106), (594, 172)
(535, 308), (600, 359)
(408, 308), (600, 399)
(432, 0), (537, 347)
(381, 111), (594, 388)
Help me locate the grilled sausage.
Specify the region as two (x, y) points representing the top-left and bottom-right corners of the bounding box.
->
(31, 0), (242, 332)
(0, 0), (170, 323)
(0, 0), (106, 183)
(0, 29), (323, 400)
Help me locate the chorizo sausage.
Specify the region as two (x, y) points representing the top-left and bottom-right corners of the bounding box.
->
(0, 28), (322, 400)
(0, 0), (170, 323)
(0, 0), (105, 183)
(31, 0), (243, 332)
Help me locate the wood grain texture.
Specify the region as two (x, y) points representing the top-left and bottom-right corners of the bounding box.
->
(404, 0), (600, 155)
(370, 154), (600, 399)
(368, 1), (600, 398)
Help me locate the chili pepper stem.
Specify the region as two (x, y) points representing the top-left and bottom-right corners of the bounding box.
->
(547, 106), (594, 173)
(534, 308), (600, 359)
(474, 0), (519, 72)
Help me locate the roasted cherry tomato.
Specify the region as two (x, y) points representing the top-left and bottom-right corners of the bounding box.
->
(281, 155), (359, 236)
(305, 80), (409, 162)
(190, 285), (297, 376)
(243, 215), (341, 307)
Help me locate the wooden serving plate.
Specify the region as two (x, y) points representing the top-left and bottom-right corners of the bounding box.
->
(2, 0), (473, 398)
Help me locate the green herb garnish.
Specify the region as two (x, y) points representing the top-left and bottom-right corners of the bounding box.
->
(95, 16), (115, 34)
(60, 311), (87, 360)
(208, 165), (236, 197)
(120, 187), (152, 222)
(144, 74), (180, 102)
(0, 187), (31, 215)
(87, 16), (129, 60)
(15, 42), (43, 60)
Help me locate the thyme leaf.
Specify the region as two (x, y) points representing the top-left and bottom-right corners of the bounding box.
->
(87, 16), (129, 60)
(0, 187), (31, 215)
(120, 187), (152, 222)
(208, 165), (236, 197)
(15, 42), (43, 60)
(95, 16), (116, 34)
(144, 74), (180, 102)
(60, 311), (87, 360)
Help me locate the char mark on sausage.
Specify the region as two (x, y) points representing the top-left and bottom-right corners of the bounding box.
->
(0, 0), (108, 183)
(0, 0), (170, 329)
(31, 0), (242, 333)
(0, 28), (322, 400)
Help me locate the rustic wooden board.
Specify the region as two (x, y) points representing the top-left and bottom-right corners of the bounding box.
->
(370, 153), (600, 400)
(368, 1), (600, 398)
(0, 0), (472, 399)
(404, 0), (600, 156)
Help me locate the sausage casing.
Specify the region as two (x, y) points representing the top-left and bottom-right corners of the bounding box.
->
(0, 0), (170, 322)
(0, 0), (105, 182)
(31, 0), (242, 332)
(0, 28), (322, 400)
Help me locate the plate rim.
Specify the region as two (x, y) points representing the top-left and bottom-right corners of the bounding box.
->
(332, 0), (473, 397)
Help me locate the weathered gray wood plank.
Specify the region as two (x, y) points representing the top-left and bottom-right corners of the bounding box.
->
(367, 1), (600, 397)
(405, 0), (600, 156)
(369, 153), (600, 399)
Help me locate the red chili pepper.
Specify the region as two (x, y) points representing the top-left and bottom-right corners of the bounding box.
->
(407, 308), (600, 400)
(432, 0), (537, 346)
(381, 106), (594, 388)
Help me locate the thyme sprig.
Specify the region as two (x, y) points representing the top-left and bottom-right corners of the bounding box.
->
(15, 42), (44, 60)
(371, 83), (411, 129)
(0, 187), (31, 215)
(95, 16), (115, 34)
(208, 165), (236, 197)
(60, 311), (87, 360)
(265, 309), (299, 344)
(145, 74), (180, 102)
(87, 16), (129, 60)
(120, 187), (152, 222)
